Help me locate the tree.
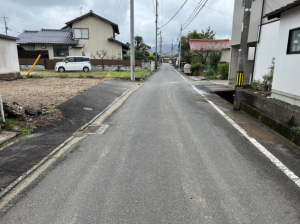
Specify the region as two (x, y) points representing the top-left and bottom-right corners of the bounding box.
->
(96, 50), (108, 71)
(201, 26), (216, 39)
(134, 36), (143, 46)
(209, 50), (223, 72)
(136, 43), (151, 57)
(187, 29), (202, 39)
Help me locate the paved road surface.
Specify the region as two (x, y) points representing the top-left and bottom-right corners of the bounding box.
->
(2, 64), (300, 223)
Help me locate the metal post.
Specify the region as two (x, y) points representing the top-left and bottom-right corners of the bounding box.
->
(0, 93), (5, 124)
(178, 24), (182, 70)
(160, 33), (162, 64)
(233, 0), (252, 110)
(155, 0), (158, 69)
(130, 0), (135, 81)
(4, 14), (8, 35)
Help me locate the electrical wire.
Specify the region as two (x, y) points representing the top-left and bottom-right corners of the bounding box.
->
(55, 0), (73, 28)
(182, 0), (205, 27)
(183, 0), (209, 30)
(159, 0), (188, 29)
(268, 0), (282, 7)
(120, 15), (155, 27)
(264, 1), (273, 12)
(192, 0), (232, 17)
(114, 0), (123, 22)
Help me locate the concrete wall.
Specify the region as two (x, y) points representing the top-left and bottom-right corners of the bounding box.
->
(0, 37), (20, 75)
(91, 65), (142, 71)
(220, 49), (231, 63)
(271, 5), (300, 106)
(72, 16), (122, 59)
(69, 47), (83, 57)
(142, 61), (155, 71)
(253, 21), (280, 82)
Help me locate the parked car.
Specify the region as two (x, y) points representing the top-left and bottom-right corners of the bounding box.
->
(55, 56), (91, 72)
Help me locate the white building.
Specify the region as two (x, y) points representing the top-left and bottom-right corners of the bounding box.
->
(0, 34), (20, 79)
(264, 1), (300, 106)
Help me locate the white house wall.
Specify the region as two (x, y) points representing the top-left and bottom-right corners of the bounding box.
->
(271, 5), (300, 106)
(0, 38), (20, 74)
(253, 21), (280, 82)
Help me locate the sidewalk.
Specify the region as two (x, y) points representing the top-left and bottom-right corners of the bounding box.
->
(0, 79), (136, 190)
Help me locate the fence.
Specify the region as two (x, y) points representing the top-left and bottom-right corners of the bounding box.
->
(18, 59), (143, 70)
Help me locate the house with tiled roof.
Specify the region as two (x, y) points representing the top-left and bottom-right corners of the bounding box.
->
(188, 39), (231, 64)
(17, 10), (129, 60)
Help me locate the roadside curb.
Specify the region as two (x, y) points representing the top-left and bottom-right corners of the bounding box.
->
(0, 83), (141, 217)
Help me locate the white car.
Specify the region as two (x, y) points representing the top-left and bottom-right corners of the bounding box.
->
(55, 56), (91, 72)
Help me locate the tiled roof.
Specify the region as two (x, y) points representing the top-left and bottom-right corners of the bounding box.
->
(189, 39), (231, 51)
(17, 29), (78, 45)
(265, 0), (300, 20)
(65, 10), (120, 34)
(108, 37), (130, 50)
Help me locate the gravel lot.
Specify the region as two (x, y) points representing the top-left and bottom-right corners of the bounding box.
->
(0, 77), (104, 112)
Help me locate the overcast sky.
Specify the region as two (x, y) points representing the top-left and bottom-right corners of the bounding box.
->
(1, 0), (234, 48)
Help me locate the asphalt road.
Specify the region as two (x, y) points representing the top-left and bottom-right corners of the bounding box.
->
(2, 64), (300, 223)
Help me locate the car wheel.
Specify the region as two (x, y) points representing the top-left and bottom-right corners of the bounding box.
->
(59, 67), (65, 73)
(83, 67), (89, 73)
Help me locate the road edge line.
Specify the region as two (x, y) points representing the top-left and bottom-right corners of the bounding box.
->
(192, 85), (300, 188)
(0, 84), (141, 217)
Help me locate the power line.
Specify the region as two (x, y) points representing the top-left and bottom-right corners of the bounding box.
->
(183, 0), (205, 27)
(183, 0), (209, 30)
(192, 0), (232, 17)
(159, 0), (188, 29)
(264, 1), (273, 12)
(268, 0), (282, 7)
(55, 0), (73, 28)
(115, 0), (123, 22)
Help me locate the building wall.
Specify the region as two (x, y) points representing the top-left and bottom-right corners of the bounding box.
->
(231, 0), (294, 46)
(69, 47), (83, 57)
(229, 44), (254, 84)
(72, 16), (122, 59)
(271, 5), (300, 106)
(220, 49), (231, 63)
(22, 45), (35, 50)
(0, 37), (20, 74)
(35, 45), (56, 60)
(253, 21), (280, 82)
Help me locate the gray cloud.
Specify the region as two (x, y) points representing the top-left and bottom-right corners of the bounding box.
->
(1, 0), (234, 48)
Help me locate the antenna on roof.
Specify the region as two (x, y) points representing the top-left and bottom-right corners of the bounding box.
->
(80, 6), (83, 15)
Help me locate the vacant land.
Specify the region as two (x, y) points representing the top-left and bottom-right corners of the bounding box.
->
(0, 78), (104, 112)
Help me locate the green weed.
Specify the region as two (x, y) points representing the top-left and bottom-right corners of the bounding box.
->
(1, 118), (18, 129)
(2, 140), (10, 146)
(292, 126), (300, 133)
(46, 108), (58, 114)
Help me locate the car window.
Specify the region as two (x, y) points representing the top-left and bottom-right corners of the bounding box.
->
(83, 58), (90, 62)
(75, 57), (83, 62)
(62, 57), (68, 62)
(68, 57), (75, 62)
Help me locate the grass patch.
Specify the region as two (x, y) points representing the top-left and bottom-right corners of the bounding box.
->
(292, 126), (300, 133)
(21, 127), (35, 136)
(46, 108), (58, 114)
(2, 140), (10, 146)
(1, 118), (18, 129)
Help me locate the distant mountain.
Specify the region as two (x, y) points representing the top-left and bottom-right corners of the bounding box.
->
(150, 44), (179, 55)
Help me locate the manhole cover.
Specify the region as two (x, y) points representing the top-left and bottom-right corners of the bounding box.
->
(83, 107), (93, 111)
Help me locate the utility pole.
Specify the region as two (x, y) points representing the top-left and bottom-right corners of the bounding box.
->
(178, 24), (182, 70)
(171, 39), (174, 58)
(233, 0), (252, 110)
(4, 14), (8, 35)
(130, 0), (135, 81)
(160, 33), (162, 60)
(155, 0), (158, 69)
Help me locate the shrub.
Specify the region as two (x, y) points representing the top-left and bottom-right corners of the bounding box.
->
(190, 63), (206, 76)
(218, 63), (229, 80)
(148, 56), (155, 61)
(252, 79), (261, 90)
(123, 56), (130, 60)
(204, 68), (215, 78)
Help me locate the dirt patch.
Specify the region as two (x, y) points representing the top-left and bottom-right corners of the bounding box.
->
(0, 77), (105, 130)
(0, 77), (104, 111)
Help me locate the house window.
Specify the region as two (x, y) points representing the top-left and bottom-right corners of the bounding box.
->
(248, 47), (255, 60)
(53, 45), (69, 57)
(287, 27), (300, 54)
(74, 28), (89, 39)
